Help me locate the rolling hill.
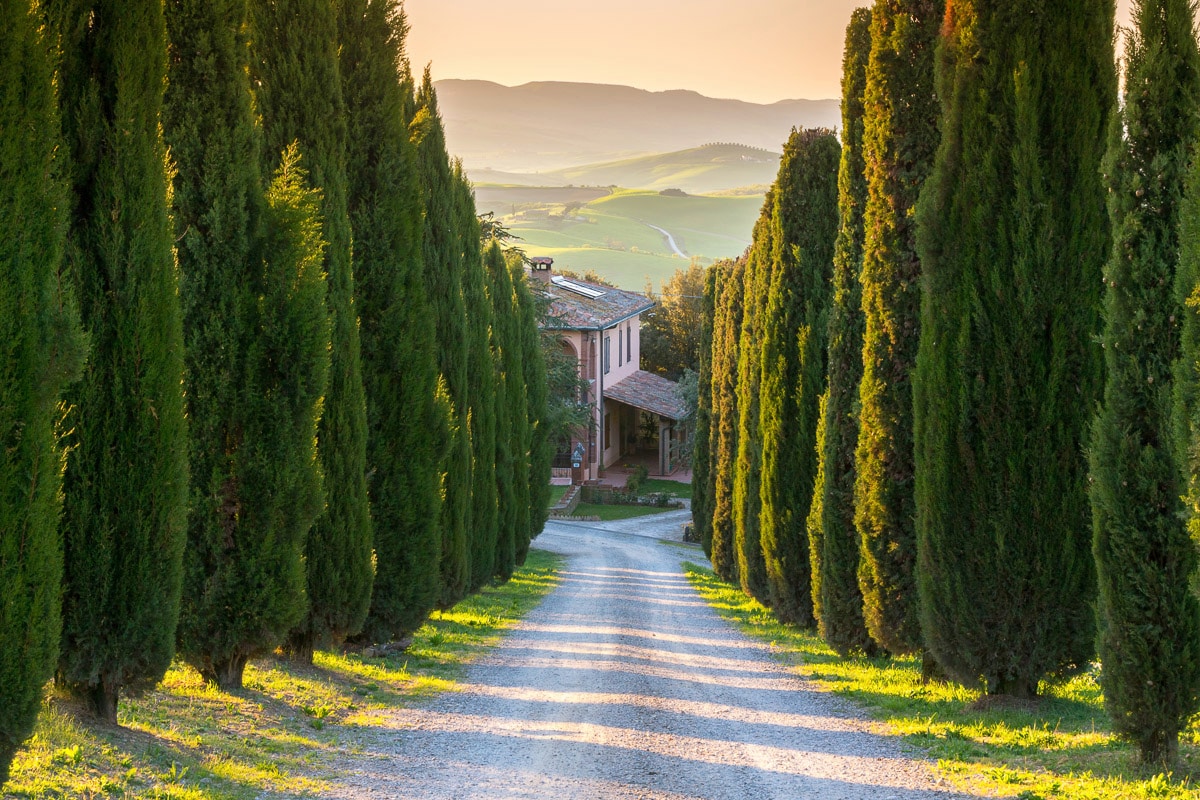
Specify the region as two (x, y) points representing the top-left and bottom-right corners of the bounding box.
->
(470, 143), (781, 195)
(436, 79), (838, 173)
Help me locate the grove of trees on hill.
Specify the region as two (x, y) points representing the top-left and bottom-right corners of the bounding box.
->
(0, 0), (551, 782)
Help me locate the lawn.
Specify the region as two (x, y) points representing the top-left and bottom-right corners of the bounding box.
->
(639, 478), (693, 500)
(6, 550), (563, 799)
(684, 562), (1200, 800)
(547, 484), (569, 507)
(570, 502), (678, 521)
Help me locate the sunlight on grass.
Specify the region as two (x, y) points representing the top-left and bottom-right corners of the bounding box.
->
(5, 549), (563, 799)
(683, 561), (1200, 800)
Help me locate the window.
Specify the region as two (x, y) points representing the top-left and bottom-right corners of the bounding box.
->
(627, 325), (632, 367)
(605, 412), (612, 452)
(603, 335), (611, 375)
(618, 326), (623, 366)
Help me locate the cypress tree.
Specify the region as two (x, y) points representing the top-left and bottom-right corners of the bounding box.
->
(167, 0), (330, 688)
(809, 7), (875, 656)
(337, 0), (444, 642)
(52, 0), (189, 720)
(517, 259), (550, 554)
(759, 128), (841, 626)
(458, 168), (499, 591)
(733, 205), (776, 603)
(853, 0), (943, 658)
(693, 261), (724, 557)
(0, 0), (85, 778)
(413, 75), (472, 604)
(250, 0), (374, 659)
(709, 256), (747, 583)
(913, 0), (1114, 697)
(1094, 0), (1200, 767)
(487, 242), (520, 580)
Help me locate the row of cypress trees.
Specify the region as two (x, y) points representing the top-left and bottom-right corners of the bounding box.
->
(696, 0), (1200, 766)
(0, 0), (550, 782)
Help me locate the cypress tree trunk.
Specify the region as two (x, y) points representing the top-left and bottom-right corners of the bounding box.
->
(0, 0), (85, 778)
(338, 0), (444, 643)
(709, 257), (747, 583)
(693, 261), (723, 557)
(167, 0), (330, 688)
(413, 75), (472, 604)
(53, 0), (189, 721)
(517, 261), (550, 554)
(251, 0), (374, 661)
(1096, 0), (1200, 768)
(459, 171), (499, 592)
(853, 0), (943, 658)
(914, 0), (1114, 696)
(733, 208), (776, 604)
(810, 7), (876, 656)
(759, 129), (841, 626)
(487, 243), (520, 581)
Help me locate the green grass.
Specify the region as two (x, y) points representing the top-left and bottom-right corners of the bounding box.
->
(570, 502), (678, 521)
(6, 550), (563, 799)
(638, 478), (693, 500)
(547, 484), (569, 507)
(683, 562), (1200, 800)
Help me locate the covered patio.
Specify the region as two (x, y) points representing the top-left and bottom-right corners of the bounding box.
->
(602, 370), (689, 478)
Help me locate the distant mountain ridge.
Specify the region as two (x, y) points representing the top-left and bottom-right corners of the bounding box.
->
(471, 143), (782, 195)
(435, 79), (840, 174)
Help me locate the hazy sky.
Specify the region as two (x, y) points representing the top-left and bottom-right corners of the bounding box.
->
(405, 1), (1141, 105)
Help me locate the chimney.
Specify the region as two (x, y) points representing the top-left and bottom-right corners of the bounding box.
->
(529, 256), (554, 285)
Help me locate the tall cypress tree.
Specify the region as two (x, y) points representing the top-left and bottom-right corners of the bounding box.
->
(810, 7), (875, 656)
(52, 0), (189, 721)
(458, 168), (499, 591)
(0, 0), (85, 777)
(854, 0), (943, 658)
(709, 256), (747, 583)
(487, 243), (522, 580)
(413, 75), (472, 604)
(250, 0), (374, 659)
(167, 0), (330, 688)
(1094, 0), (1200, 767)
(733, 205), (776, 603)
(517, 259), (550, 555)
(759, 129), (840, 626)
(914, 0), (1114, 697)
(337, 0), (444, 642)
(693, 261), (724, 557)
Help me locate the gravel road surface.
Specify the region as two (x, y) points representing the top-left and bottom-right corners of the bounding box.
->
(326, 517), (975, 799)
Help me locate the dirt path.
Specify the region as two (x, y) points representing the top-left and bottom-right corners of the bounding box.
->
(325, 521), (973, 799)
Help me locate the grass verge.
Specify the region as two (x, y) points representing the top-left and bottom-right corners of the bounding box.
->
(6, 549), (563, 800)
(547, 484), (569, 507)
(683, 561), (1200, 800)
(638, 478), (692, 500)
(570, 502), (678, 521)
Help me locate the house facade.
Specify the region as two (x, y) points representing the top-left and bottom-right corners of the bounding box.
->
(531, 257), (688, 484)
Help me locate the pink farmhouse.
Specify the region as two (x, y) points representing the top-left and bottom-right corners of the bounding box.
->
(530, 257), (688, 484)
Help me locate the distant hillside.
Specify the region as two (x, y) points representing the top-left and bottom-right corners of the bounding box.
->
(436, 79), (839, 173)
(471, 143), (782, 195)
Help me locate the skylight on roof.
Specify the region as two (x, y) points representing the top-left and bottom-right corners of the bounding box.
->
(551, 275), (606, 299)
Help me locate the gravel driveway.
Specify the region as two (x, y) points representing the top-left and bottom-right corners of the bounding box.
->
(325, 518), (975, 799)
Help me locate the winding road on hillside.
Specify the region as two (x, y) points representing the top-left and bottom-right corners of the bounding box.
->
(645, 222), (688, 258)
(326, 515), (974, 799)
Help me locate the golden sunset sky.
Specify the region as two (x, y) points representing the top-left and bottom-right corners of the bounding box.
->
(405, 1), (1141, 104)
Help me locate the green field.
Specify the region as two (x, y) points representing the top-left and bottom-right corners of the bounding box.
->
(480, 187), (763, 290)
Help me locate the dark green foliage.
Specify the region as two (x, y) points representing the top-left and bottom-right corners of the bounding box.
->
(758, 129), (841, 626)
(1095, 0), (1200, 767)
(709, 256), (747, 582)
(640, 261), (707, 380)
(809, 7), (875, 656)
(854, 0), (943, 657)
(167, 0), (330, 691)
(53, 0), (188, 720)
(413, 75), (472, 605)
(733, 206), (776, 604)
(250, 0), (374, 658)
(487, 243), (521, 580)
(693, 261), (724, 557)
(0, 0), (85, 778)
(519, 263), (552, 550)
(914, 0), (1114, 697)
(458, 170), (498, 591)
(338, 0), (444, 643)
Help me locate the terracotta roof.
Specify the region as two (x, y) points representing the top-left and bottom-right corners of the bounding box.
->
(540, 276), (655, 330)
(605, 370), (689, 421)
